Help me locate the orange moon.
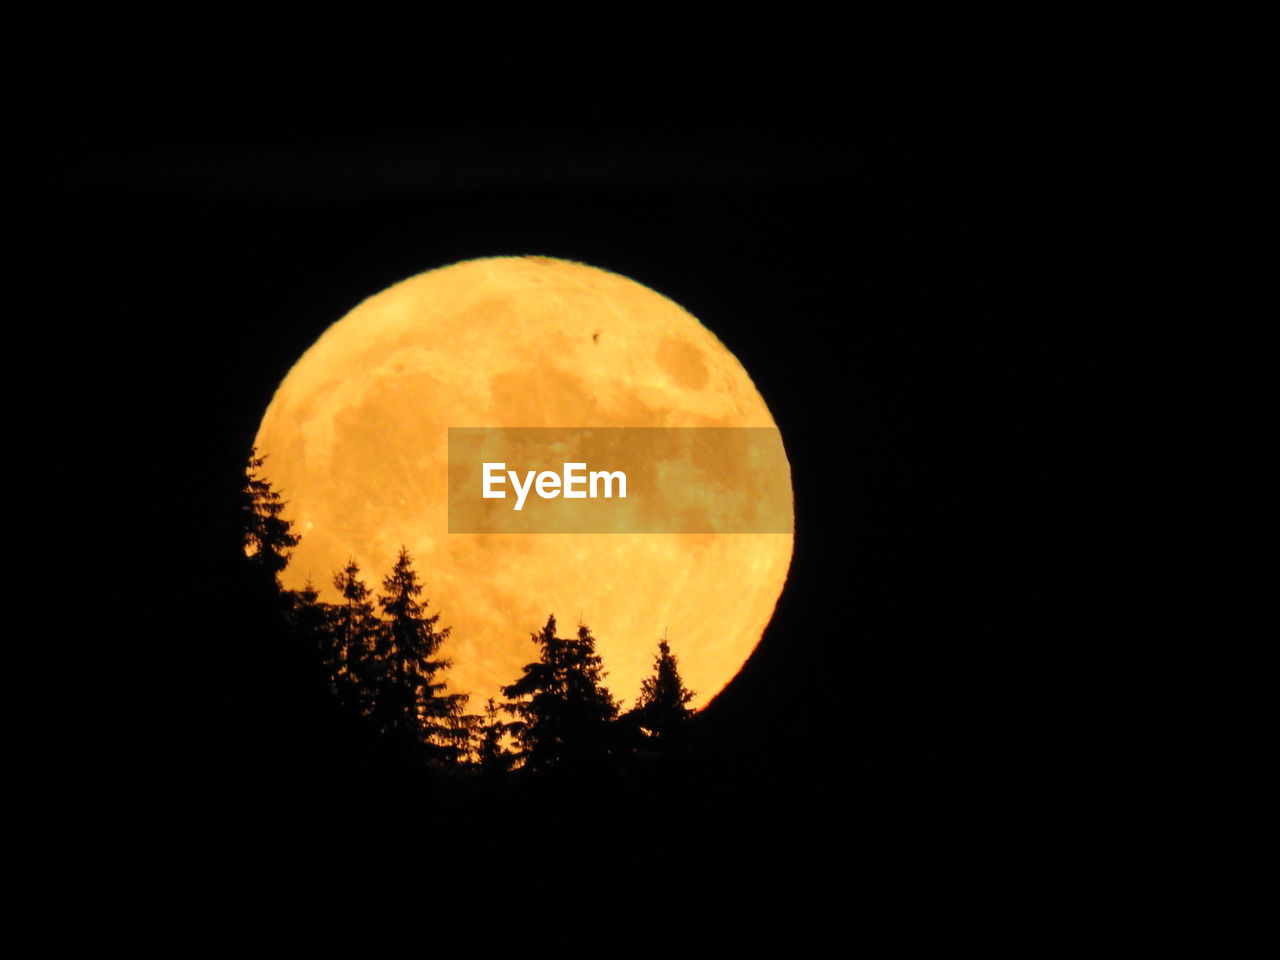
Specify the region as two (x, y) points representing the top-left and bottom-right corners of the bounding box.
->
(254, 256), (793, 712)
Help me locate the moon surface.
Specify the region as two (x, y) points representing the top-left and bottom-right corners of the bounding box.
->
(254, 256), (793, 713)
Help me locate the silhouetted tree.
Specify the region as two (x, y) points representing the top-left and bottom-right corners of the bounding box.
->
(372, 546), (468, 763)
(328, 559), (381, 716)
(289, 577), (328, 652)
(473, 698), (516, 777)
(230, 450), (327, 783)
(239, 448), (299, 585)
(284, 577), (346, 709)
(629, 639), (696, 746)
(502, 615), (620, 774)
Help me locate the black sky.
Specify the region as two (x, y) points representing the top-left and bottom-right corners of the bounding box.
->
(27, 16), (1163, 926)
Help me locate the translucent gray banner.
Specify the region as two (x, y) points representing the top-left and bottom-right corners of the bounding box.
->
(448, 427), (793, 533)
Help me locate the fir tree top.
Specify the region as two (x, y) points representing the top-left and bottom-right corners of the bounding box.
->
(241, 448), (300, 579)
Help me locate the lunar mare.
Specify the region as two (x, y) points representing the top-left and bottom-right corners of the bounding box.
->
(254, 256), (793, 712)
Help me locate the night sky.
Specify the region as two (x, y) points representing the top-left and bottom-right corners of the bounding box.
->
(30, 17), (1160, 931)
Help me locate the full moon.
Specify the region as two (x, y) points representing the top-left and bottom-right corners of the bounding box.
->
(254, 256), (793, 713)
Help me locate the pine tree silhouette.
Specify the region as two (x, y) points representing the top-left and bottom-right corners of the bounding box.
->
(329, 559), (380, 717)
(502, 615), (619, 774)
(473, 698), (516, 776)
(372, 547), (468, 763)
(630, 638), (696, 745)
(289, 577), (327, 653)
(285, 577), (344, 709)
(239, 448), (299, 583)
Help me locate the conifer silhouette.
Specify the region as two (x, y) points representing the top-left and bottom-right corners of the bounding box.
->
(372, 547), (468, 762)
(473, 698), (516, 776)
(502, 615), (619, 773)
(329, 559), (380, 716)
(630, 638), (696, 745)
(239, 448), (299, 583)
